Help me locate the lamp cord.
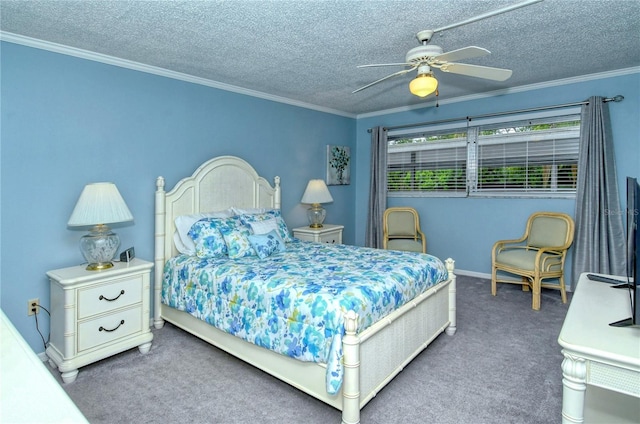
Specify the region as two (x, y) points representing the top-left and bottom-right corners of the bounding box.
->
(33, 305), (51, 351)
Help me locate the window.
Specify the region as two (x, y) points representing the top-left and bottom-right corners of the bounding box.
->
(388, 128), (467, 193)
(387, 109), (581, 198)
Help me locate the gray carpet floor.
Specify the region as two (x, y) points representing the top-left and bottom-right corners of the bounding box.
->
(48, 275), (570, 423)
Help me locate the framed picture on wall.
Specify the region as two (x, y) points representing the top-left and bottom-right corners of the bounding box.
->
(326, 145), (351, 185)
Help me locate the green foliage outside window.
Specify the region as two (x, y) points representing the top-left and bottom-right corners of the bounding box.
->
(389, 169), (466, 191)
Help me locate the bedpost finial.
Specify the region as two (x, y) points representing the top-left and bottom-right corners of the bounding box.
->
(156, 176), (165, 190)
(344, 310), (358, 334)
(445, 258), (455, 276)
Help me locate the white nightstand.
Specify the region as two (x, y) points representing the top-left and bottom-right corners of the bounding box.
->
(293, 224), (343, 244)
(46, 258), (154, 383)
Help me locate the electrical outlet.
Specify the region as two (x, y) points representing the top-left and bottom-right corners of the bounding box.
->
(28, 298), (40, 316)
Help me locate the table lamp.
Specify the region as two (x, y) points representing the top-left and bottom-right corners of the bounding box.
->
(301, 179), (333, 228)
(68, 182), (133, 270)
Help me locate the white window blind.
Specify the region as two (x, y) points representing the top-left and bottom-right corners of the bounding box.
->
(388, 128), (468, 194)
(386, 109), (581, 198)
(471, 114), (580, 195)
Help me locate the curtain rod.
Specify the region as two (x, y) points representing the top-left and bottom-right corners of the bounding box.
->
(369, 95), (624, 133)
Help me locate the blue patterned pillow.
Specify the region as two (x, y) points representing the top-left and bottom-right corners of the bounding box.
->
(174, 209), (234, 255)
(239, 210), (292, 242)
(219, 222), (255, 259)
(187, 218), (229, 258)
(248, 230), (286, 259)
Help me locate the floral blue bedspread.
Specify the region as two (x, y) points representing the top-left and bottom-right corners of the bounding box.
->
(162, 240), (448, 394)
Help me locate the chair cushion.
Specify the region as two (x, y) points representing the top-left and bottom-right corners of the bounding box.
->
(528, 217), (569, 248)
(495, 249), (562, 272)
(387, 212), (417, 236)
(387, 239), (423, 253)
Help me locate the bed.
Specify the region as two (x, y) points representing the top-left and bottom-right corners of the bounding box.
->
(154, 155), (456, 424)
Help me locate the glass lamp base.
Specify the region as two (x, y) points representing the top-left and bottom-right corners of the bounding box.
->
(307, 204), (326, 228)
(79, 225), (120, 271)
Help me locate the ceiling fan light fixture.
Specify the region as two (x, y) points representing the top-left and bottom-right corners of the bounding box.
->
(409, 73), (438, 97)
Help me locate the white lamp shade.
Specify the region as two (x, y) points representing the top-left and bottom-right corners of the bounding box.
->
(301, 179), (333, 204)
(68, 182), (134, 227)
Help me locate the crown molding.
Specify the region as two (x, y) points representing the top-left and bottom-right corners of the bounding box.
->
(0, 31), (356, 119)
(2, 31), (636, 121)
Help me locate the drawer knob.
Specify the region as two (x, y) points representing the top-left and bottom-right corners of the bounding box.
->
(99, 290), (125, 302)
(99, 320), (125, 333)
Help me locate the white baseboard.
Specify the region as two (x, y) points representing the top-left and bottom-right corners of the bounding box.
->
(455, 269), (492, 280)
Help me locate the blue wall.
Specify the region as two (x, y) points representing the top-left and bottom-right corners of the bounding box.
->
(0, 42), (355, 353)
(355, 72), (640, 281)
(2, 40), (639, 354)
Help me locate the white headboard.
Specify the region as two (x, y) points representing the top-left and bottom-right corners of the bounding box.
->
(154, 156), (281, 319)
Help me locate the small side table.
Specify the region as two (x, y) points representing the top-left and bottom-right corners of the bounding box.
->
(46, 258), (154, 383)
(293, 224), (343, 244)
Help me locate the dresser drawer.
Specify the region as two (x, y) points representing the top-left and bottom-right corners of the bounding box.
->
(77, 306), (143, 352)
(77, 276), (142, 319)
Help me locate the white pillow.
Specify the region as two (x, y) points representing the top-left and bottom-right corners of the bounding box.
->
(248, 218), (279, 235)
(231, 207), (269, 215)
(174, 209), (234, 255)
(237, 209), (293, 242)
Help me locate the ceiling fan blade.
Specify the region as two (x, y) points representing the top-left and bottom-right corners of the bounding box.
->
(432, 46), (490, 63)
(357, 63), (412, 68)
(352, 66), (418, 93)
(439, 63), (512, 81)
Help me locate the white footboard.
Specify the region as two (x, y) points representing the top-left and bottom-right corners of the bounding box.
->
(155, 264), (456, 424)
(341, 258), (456, 424)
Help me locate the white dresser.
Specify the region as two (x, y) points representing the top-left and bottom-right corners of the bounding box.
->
(46, 258), (154, 383)
(1, 310), (88, 423)
(558, 273), (640, 423)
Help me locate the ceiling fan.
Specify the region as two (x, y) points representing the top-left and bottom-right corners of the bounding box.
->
(352, 0), (543, 98)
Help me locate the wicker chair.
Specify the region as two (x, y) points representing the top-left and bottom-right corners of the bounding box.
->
(491, 211), (575, 310)
(383, 207), (426, 253)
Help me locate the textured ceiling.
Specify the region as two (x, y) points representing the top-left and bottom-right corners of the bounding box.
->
(1, 0), (639, 116)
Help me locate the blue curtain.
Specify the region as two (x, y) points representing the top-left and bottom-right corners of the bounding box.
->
(365, 127), (387, 248)
(572, 96), (626, 287)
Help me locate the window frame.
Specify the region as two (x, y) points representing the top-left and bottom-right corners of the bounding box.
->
(387, 122), (469, 198)
(386, 107), (581, 199)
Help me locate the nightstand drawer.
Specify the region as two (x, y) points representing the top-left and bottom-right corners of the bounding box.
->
(318, 229), (342, 244)
(293, 224), (344, 244)
(77, 306), (143, 352)
(77, 276), (143, 319)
